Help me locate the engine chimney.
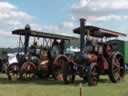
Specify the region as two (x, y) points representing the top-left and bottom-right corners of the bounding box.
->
(80, 18), (86, 53)
(24, 24), (31, 55)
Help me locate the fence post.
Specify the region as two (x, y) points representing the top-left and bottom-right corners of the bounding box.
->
(80, 83), (83, 96)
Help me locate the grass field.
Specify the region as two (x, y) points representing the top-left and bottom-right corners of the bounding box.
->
(0, 74), (127, 96)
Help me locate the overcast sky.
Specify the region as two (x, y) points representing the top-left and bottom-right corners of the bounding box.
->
(0, 0), (128, 48)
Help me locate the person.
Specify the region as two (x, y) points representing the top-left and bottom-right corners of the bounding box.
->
(104, 43), (112, 57)
(52, 39), (59, 46)
(29, 41), (40, 65)
(92, 38), (98, 53)
(59, 39), (65, 54)
(29, 42), (38, 56)
(83, 37), (93, 53)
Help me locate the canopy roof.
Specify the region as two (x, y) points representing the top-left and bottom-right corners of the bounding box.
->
(12, 29), (78, 40)
(73, 25), (127, 38)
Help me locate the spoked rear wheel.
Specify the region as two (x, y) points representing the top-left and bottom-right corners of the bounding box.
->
(108, 52), (125, 83)
(87, 63), (98, 86)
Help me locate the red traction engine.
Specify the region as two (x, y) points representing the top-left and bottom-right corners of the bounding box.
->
(54, 18), (126, 86)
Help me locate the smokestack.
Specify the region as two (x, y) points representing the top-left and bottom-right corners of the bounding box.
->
(80, 18), (86, 53)
(24, 24), (31, 55)
(80, 18), (85, 27)
(25, 24), (31, 31)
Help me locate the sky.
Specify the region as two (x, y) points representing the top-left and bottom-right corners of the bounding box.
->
(0, 0), (128, 48)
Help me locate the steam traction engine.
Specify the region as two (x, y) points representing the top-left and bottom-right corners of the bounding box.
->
(54, 18), (126, 86)
(10, 24), (78, 80)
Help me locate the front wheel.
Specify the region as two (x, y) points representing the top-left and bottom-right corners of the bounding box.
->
(87, 63), (98, 86)
(19, 62), (36, 79)
(63, 62), (75, 84)
(7, 63), (19, 80)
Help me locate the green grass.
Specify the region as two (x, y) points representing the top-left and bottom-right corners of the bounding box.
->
(0, 74), (128, 96)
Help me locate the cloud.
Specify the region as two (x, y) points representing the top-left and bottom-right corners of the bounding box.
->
(63, 21), (74, 29)
(72, 0), (128, 22)
(0, 2), (33, 30)
(30, 22), (76, 36)
(0, 2), (73, 35)
(0, 2), (34, 47)
(30, 23), (59, 33)
(0, 30), (12, 37)
(73, 0), (128, 10)
(79, 0), (89, 8)
(86, 15), (128, 22)
(0, 2), (16, 10)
